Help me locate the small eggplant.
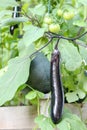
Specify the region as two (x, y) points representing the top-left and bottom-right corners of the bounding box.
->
(50, 48), (64, 124)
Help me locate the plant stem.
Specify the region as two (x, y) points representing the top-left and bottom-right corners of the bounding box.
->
(72, 0), (76, 7)
(59, 0), (64, 8)
(37, 97), (40, 115)
(48, 0), (51, 13)
(30, 38), (53, 58)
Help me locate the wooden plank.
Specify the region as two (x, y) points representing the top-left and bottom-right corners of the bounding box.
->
(0, 106), (37, 129)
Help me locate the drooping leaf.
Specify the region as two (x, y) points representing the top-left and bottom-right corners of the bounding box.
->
(23, 25), (45, 46)
(35, 115), (55, 130)
(25, 90), (44, 100)
(25, 91), (37, 100)
(0, 56), (30, 106)
(0, 17), (28, 27)
(59, 40), (82, 71)
(0, 10), (12, 19)
(0, 43), (35, 106)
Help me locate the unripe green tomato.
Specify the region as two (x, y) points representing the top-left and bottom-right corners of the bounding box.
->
(43, 16), (52, 25)
(57, 9), (63, 16)
(63, 12), (74, 20)
(49, 23), (60, 33)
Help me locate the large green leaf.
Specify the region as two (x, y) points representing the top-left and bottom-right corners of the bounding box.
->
(59, 40), (82, 71)
(0, 17), (28, 27)
(0, 0), (18, 8)
(0, 56), (30, 106)
(0, 43), (35, 106)
(29, 4), (46, 16)
(0, 10), (11, 19)
(23, 25), (45, 46)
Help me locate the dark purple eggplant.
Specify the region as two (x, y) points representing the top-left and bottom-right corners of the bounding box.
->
(50, 48), (64, 124)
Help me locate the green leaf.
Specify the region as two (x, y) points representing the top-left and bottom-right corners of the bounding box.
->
(57, 109), (87, 130)
(83, 81), (87, 92)
(29, 4), (46, 16)
(76, 89), (86, 99)
(0, 0), (18, 8)
(0, 42), (35, 106)
(0, 66), (8, 77)
(36, 90), (44, 98)
(78, 0), (87, 5)
(23, 25), (45, 46)
(0, 10), (11, 19)
(73, 20), (86, 27)
(25, 90), (44, 100)
(0, 56), (30, 106)
(59, 40), (82, 71)
(79, 45), (87, 64)
(65, 92), (79, 103)
(57, 120), (71, 130)
(35, 115), (55, 130)
(0, 17), (28, 27)
(18, 39), (35, 56)
(25, 91), (37, 100)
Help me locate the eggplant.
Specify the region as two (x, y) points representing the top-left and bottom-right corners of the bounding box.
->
(50, 48), (64, 124)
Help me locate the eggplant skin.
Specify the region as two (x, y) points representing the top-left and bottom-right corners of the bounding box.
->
(50, 49), (64, 124)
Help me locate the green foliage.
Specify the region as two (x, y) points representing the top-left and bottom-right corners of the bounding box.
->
(0, 0), (18, 8)
(34, 109), (87, 130)
(57, 109), (87, 130)
(59, 39), (82, 71)
(0, 17), (28, 27)
(35, 115), (55, 130)
(25, 90), (44, 105)
(0, 0), (87, 129)
(0, 55), (30, 106)
(23, 25), (46, 46)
